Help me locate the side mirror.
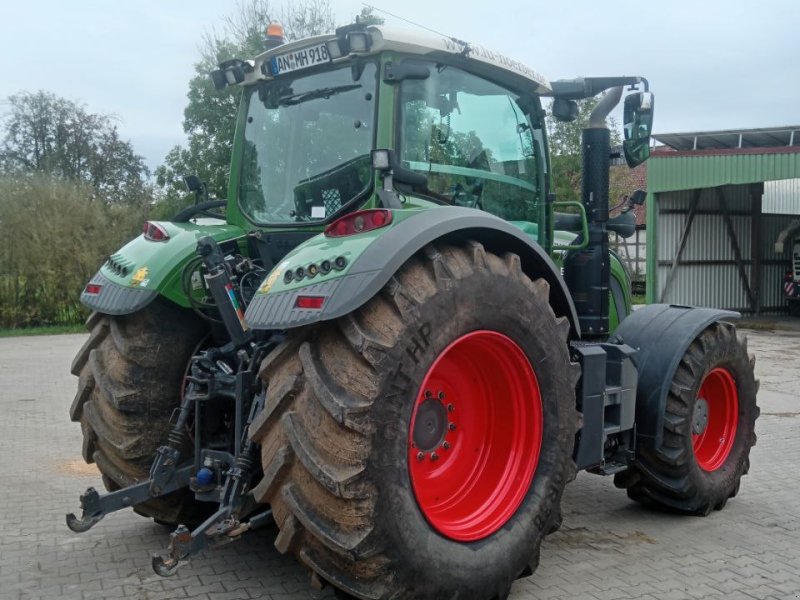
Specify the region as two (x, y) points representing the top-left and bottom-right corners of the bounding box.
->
(623, 92), (654, 167)
(631, 189), (646, 206)
(183, 175), (208, 205)
(552, 98), (579, 122)
(183, 175), (203, 192)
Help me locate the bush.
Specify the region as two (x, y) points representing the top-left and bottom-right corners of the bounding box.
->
(0, 175), (147, 328)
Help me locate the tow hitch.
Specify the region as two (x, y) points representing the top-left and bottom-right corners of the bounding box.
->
(66, 236), (276, 575)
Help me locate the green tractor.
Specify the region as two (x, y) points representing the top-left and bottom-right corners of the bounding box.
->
(67, 23), (759, 600)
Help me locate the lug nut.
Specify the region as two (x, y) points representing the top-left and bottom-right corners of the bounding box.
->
(442, 441), (450, 450)
(430, 452), (439, 461)
(425, 390), (432, 399)
(447, 404), (454, 412)
(417, 452), (425, 461)
(438, 391), (445, 400)
(448, 423), (456, 431)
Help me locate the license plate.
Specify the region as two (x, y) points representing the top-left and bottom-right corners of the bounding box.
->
(269, 43), (331, 76)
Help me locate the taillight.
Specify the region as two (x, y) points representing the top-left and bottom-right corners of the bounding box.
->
(295, 295), (326, 309)
(143, 221), (170, 242)
(324, 209), (392, 238)
(85, 284), (102, 295)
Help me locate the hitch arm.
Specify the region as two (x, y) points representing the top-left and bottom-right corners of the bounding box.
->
(66, 465), (193, 533)
(151, 393), (268, 576)
(152, 508), (273, 576)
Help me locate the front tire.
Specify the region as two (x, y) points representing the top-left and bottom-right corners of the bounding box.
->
(614, 322), (759, 514)
(69, 298), (209, 524)
(249, 242), (579, 599)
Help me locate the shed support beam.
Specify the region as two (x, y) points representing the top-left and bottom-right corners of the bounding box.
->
(750, 183), (763, 315)
(660, 188), (701, 302)
(716, 187), (756, 312)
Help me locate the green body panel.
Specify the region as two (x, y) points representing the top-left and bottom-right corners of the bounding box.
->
(544, 227), (631, 332)
(609, 249), (633, 332)
(99, 219), (247, 307)
(254, 208), (425, 296)
(251, 211), (629, 332)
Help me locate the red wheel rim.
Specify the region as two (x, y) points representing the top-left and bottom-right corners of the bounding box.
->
(408, 330), (543, 542)
(692, 367), (739, 472)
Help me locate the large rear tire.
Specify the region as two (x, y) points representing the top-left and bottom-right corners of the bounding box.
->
(614, 322), (759, 515)
(69, 298), (210, 524)
(249, 242), (579, 599)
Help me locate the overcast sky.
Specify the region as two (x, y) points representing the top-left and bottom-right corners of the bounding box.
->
(1, 0), (797, 171)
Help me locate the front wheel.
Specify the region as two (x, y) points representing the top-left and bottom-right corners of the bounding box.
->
(249, 242), (580, 599)
(615, 321), (759, 514)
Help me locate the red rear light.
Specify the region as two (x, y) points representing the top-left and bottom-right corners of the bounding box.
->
(324, 209), (393, 238)
(85, 284), (102, 295)
(143, 221), (170, 242)
(295, 295), (326, 309)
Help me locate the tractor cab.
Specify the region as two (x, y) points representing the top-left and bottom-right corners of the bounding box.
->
(213, 23), (555, 248)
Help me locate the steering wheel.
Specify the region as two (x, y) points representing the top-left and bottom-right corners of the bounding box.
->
(171, 200), (227, 222)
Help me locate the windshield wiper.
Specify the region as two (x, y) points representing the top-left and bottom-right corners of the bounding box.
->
(278, 84), (362, 106)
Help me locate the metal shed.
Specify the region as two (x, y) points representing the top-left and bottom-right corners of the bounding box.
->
(646, 127), (800, 314)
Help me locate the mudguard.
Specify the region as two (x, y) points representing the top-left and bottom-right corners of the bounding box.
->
(245, 206), (580, 336)
(80, 219), (246, 315)
(610, 304), (740, 450)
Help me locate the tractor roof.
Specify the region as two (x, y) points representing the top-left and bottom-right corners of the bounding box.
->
(243, 25), (551, 94)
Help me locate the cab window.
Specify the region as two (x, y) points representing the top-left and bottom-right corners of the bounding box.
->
(399, 64), (543, 223)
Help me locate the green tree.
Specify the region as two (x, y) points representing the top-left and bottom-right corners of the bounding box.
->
(0, 174), (147, 328)
(546, 96), (622, 202)
(154, 0), (336, 209)
(0, 91), (150, 204)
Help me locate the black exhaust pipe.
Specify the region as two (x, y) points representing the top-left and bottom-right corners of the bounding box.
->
(563, 87), (622, 337)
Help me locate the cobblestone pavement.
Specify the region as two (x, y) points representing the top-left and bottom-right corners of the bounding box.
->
(0, 328), (798, 600)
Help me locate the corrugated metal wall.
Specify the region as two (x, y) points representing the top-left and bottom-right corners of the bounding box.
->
(648, 149), (800, 313)
(649, 151), (800, 193)
(656, 186), (754, 310)
(763, 178), (800, 214)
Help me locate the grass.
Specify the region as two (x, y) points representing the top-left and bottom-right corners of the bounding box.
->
(0, 323), (85, 338)
(631, 294), (646, 305)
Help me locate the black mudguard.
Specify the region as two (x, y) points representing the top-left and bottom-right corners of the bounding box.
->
(246, 207), (580, 337)
(610, 304), (739, 450)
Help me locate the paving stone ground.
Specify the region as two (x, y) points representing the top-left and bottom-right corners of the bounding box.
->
(0, 327), (798, 600)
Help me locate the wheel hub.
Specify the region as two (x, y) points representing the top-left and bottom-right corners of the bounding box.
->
(693, 397), (709, 435)
(412, 395), (448, 452)
(408, 330), (543, 542)
(692, 368), (739, 472)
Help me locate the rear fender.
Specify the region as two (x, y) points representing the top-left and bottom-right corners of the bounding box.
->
(611, 304), (740, 450)
(81, 220), (246, 315)
(244, 207), (580, 337)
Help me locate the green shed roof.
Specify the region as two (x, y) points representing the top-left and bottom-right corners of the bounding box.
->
(647, 147), (800, 193)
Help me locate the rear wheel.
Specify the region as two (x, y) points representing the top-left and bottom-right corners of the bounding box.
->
(614, 322), (759, 515)
(69, 298), (210, 524)
(249, 242), (579, 599)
